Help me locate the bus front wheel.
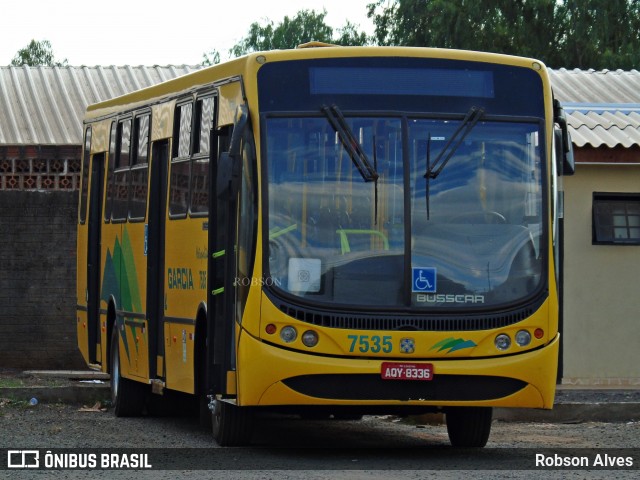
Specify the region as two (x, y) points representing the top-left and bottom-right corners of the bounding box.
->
(110, 327), (146, 417)
(211, 399), (254, 446)
(445, 407), (492, 447)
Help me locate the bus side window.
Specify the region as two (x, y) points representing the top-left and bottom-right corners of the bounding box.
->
(217, 125), (231, 154)
(236, 132), (258, 316)
(169, 101), (193, 218)
(104, 122), (116, 222)
(190, 95), (215, 215)
(79, 126), (92, 224)
(111, 119), (131, 221)
(130, 113), (150, 220)
(194, 96), (215, 156)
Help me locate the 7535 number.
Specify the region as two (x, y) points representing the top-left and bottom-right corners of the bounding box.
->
(347, 335), (393, 354)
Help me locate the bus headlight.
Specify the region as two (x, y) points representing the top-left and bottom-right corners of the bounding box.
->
(495, 334), (511, 351)
(280, 326), (297, 343)
(515, 330), (532, 347)
(301, 330), (319, 348)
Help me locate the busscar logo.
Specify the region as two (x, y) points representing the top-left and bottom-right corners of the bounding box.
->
(8, 450), (39, 468)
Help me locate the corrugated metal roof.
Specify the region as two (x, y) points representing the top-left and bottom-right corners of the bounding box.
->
(564, 111), (640, 148)
(550, 68), (640, 148)
(0, 65), (203, 145)
(1, 64), (640, 149)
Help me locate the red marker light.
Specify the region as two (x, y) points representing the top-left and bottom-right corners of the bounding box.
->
(534, 328), (544, 339)
(265, 324), (277, 335)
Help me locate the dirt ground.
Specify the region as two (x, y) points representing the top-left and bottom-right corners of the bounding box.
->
(1, 368), (639, 478)
(3, 400), (639, 449)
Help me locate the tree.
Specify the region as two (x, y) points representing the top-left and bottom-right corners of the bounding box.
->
(202, 49), (221, 66)
(228, 9), (369, 57)
(334, 20), (370, 46)
(10, 39), (68, 67)
(366, 0), (640, 69)
(560, 0), (640, 69)
(366, 0), (562, 59)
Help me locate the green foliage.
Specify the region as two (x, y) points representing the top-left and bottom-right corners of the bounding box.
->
(228, 9), (369, 57)
(10, 39), (68, 67)
(202, 49), (221, 66)
(559, 0), (640, 69)
(367, 0), (640, 69)
(205, 1), (640, 69)
(334, 20), (370, 46)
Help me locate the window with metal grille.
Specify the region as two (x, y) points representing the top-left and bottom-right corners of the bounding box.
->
(592, 193), (640, 245)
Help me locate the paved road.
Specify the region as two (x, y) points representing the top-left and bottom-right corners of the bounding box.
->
(1, 401), (639, 478)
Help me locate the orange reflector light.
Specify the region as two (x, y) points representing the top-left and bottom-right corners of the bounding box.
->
(265, 324), (277, 335)
(534, 328), (544, 339)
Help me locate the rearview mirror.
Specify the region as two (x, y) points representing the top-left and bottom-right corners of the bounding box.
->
(553, 99), (575, 176)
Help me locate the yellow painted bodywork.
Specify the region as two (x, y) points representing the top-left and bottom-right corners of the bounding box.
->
(256, 294), (557, 359)
(233, 293), (559, 409)
(76, 46), (560, 410)
(76, 119), (111, 368)
(237, 330), (558, 408)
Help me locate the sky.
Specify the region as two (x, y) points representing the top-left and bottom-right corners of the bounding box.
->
(2, 0), (376, 66)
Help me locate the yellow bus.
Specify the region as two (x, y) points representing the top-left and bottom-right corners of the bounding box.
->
(76, 45), (574, 447)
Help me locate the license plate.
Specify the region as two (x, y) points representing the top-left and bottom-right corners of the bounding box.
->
(381, 362), (434, 381)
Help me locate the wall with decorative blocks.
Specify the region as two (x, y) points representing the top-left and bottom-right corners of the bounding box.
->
(0, 147), (85, 369)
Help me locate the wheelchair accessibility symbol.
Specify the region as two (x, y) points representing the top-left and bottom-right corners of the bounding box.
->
(412, 267), (436, 293)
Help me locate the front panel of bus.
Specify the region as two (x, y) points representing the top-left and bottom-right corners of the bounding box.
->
(237, 53), (558, 410)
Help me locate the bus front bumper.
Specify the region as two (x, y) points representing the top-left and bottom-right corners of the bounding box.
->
(236, 331), (559, 410)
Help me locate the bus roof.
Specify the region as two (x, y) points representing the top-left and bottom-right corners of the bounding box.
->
(84, 46), (547, 122)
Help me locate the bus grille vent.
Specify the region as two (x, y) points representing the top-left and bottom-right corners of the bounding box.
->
(277, 304), (537, 331)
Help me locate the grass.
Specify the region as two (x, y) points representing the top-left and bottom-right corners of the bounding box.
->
(0, 375), (67, 388)
(0, 398), (32, 411)
(0, 378), (25, 388)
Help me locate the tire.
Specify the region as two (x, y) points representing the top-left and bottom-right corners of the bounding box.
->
(211, 399), (254, 446)
(194, 322), (211, 429)
(110, 327), (147, 417)
(333, 414), (363, 421)
(445, 407), (493, 447)
(198, 394), (212, 430)
(300, 412), (331, 420)
(145, 390), (180, 417)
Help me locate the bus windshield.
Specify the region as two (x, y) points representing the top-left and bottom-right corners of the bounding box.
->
(266, 112), (544, 310)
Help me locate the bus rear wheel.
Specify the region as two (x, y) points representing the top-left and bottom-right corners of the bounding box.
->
(211, 399), (254, 446)
(445, 407), (492, 447)
(110, 328), (146, 417)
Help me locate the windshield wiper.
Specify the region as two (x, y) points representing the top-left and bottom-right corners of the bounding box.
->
(425, 106), (484, 180)
(322, 105), (379, 182)
(424, 106), (484, 219)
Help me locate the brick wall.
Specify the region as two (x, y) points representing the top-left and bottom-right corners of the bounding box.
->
(0, 151), (85, 369)
(0, 146), (81, 190)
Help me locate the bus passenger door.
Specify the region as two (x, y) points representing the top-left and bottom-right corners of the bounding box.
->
(146, 140), (169, 380)
(86, 153), (105, 365)
(208, 130), (239, 397)
(208, 105), (248, 397)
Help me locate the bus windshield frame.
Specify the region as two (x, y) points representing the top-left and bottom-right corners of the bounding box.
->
(259, 57), (548, 314)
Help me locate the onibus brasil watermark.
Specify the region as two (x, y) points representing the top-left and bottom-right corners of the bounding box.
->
(4, 448), (638, 470)
(6, 450), (151, 470)
(535, 451), (636, 468)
